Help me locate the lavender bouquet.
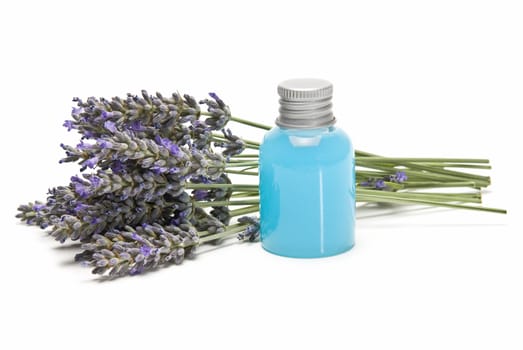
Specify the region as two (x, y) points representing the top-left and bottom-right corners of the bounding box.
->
(17, 90), (505, 277)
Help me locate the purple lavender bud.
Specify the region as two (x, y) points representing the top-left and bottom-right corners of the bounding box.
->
(111, 160), (125, 174)
(395, 171), (408, 183)
(150, 166), (167, 174)
(32, 203), (46, 212)
(129, 265), (144, 275)
(129, 120), (145, 132)
(74, 184), (89, 198)
(71, 106), (83, 117)
(90, 176), (102, 188)
(193, 176), (212, 184)
(155, 135), (182, 157)
(108, 258), (119, 266)
(75, 141), (92, 151)
(90, 217), (102, 224)
(375, 179), (386, 189)
(98, 139), (112, 149)
(100, 249), (115, 258)
(192, 120), (204, 128)
(63, 120), (75, 131)
(101, 111), (114, 119)
(96, 259), (109, 267)
(70, 175), (83, 184)
(84, 156), (99, 169)
(74, 203), (89, 213)
(104, 120), (117, 133)
(208, 92), (224, 107)
(83, 130), (95, 139)
(192, 189), (209, 201)
(237, 216), (260, 241)
(140, 245), (152, 257)
(119, 252), (131, 261)
(131, 232), (146, 243)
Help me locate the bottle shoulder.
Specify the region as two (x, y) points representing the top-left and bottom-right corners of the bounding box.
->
(262, 126), (352, 150)
(260, 126), (353, 165)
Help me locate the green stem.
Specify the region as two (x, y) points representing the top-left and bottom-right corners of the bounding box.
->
(229, 205), (260, 217)
(355, 150), (381, 157)
(231, 192), (260, 198)
(357, 193), (506, 214)
(416, 163), (492, 170)
(225, 161), (259, 168)
(356, 157), (490, 164)
(357, 189), (481, 203)
(195, 200), (260, 208)
(229, 116), (271, 130)
(237, 165), (260, 172)
(186, 183), (258, 191)
(358, 163), (490, 187)
(404, 163), (489, 183)
(225, 153), (489, 186)
(230, 154), (260, 159)
(356, 154), (491, 186)
(225, 169), (259, 176)
(400, 181), (479, 189)
(227, 158), (260, 163)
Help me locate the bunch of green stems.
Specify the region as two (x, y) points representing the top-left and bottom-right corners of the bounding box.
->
(196, 114), (506, 215)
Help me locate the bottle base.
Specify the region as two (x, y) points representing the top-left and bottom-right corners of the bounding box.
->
(261, 243), (355, 259)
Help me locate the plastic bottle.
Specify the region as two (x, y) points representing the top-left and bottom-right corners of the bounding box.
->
(259, 78), (355, 258)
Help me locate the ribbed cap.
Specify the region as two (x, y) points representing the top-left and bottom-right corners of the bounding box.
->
(276, 78), (335, 129)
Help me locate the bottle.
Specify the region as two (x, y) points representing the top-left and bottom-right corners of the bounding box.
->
(259, 78), (355, 258)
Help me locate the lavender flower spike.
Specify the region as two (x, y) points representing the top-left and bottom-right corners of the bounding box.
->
(76, 223), (199, 276)
(68, 91), (211, 144)
(237, 216), (260, 242)
(214, 129), (245, 158)
(63, 120), (75, 131)
(200, 93), (232, 130)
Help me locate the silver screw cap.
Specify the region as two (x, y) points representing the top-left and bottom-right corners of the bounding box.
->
(276, 78), (335, 129)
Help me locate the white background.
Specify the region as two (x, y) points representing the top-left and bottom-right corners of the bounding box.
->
(1, 0), (521, 349)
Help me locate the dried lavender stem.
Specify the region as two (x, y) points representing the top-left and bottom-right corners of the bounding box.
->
(229, 205), (259, 216)
(224, 161), (259, 168)
(230, 154), (260, 159)
(224, 169), (258, 176)
(186, 183), (258, 190)
(396, 181), (479, 188)
(231, 192), (260, 198)
(357, 190), (506, 213)
(195, 200), (259, 208)
(228, 115), (271, 130)
(357, 157), (490, 164)
(417, 163), (492, 170)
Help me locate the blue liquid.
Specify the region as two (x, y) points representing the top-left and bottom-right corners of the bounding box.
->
(259, 126), (355, 258)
